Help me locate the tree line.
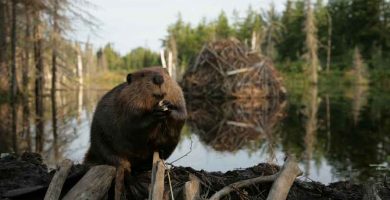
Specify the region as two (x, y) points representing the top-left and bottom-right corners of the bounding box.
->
(98, 43), (160, 71)
(161, 0), (390, 74)
(97, 0), (390, 79)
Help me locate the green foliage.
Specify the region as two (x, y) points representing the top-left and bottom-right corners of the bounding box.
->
(215, 12), (232, 39)
(161, 0), (390, 73)
(234, 6), (263, 42)
(103, 43), (122, 70)
(122, 47), (160, 70)
(102, 43), (160, 71)
(277, 0), (306, 61)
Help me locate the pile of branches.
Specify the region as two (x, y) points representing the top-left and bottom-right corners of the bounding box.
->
(2, 153), (387, 200)
(181, 38), (286, 100)
(187, 98), (286, 152)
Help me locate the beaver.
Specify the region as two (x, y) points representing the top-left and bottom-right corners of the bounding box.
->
(84, 67), (187, 172)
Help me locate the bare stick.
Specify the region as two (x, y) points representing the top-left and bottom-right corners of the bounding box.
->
(149, 152), (165, 200)
(183, 174), (200, 200)
(161, 49), (167, 68)
(44, 159), (73, 200)
(209, 173), (278, 200)
(115, 166), (125, 200)
(226, 67), (253, 76)
(63, 165), (116, 200)
(209, 157), (302, 200)
(266, 157), (302, 200)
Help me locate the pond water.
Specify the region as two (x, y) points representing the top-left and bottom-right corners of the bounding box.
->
(0, 82), (389, 184)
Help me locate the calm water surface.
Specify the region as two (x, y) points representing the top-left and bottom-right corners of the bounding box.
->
(1, 83), (389, 184)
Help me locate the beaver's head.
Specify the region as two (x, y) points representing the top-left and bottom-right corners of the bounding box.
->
(117, 67), (182, 114)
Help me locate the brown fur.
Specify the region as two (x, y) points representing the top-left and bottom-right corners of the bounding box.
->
(84, 67), (187, 172)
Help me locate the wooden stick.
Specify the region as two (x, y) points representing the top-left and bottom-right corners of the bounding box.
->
(226, 67), (253, 76)
(183, 174), (200, 200)
(44, 159), (73, 200)
(148, 152), (165, 200)
(266, 157), (302, 200)
(62, 165), (116, 200)
(209, 173), (278, 200)
(209, 157), (302, 200)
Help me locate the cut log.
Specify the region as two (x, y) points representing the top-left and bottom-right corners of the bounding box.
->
(62, 165), (116, 200)
(266, 157), (303, 200)
(183, 174), (200, 200)
(148, 152), (165, 200)
(44, 159), (73, 200)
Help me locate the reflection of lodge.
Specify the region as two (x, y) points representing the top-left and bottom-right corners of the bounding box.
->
(182, 38), (286, 152)
(187, 98), (286, 152)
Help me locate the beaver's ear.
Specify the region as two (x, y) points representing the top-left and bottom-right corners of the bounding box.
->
(126, 73), (132, 84)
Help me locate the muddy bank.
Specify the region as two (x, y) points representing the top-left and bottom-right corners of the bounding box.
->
(0, 153), (389, 200)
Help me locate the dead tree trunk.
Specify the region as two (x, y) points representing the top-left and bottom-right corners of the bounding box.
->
(22, 2), (31, 151)
(33, 7), (44, 153)
(51, 0), (59, 160)
(0, 0), (8, 94)
(10, 0), (18, 153)
(305, 0), (319, 84)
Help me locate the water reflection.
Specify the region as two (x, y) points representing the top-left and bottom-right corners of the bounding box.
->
(303, 85), (319, 177)
(186, 97), (286, 159)
(0, 84), (389, 183)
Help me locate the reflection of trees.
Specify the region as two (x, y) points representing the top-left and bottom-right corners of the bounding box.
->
(346, 85), (368, 125)
(0, 89), (104, 166)
(281, 85), (389, 182)
(325, 93), (390, 181)
(186, 98), (286, 153)
(303, 85), (319, 176)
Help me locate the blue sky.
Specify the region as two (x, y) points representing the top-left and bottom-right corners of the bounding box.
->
(77, 0), (286, 54)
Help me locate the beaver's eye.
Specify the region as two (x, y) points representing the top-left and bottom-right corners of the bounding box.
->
(126, 73), (132, 84)
(140, 73), (145, 77)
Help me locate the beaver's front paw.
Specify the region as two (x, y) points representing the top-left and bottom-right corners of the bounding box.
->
(153, 100), (172, 120)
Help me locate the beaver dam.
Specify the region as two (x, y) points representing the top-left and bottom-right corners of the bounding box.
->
(1, 153), (389, 200)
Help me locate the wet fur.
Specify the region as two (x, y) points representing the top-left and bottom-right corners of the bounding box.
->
(84, 67), (187, 172)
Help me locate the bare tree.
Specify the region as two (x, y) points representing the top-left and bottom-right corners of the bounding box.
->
(10, 0), (18, 153)
(0, 0), (8, 94)
(32, 1), (45, 153)
(21, 2), (32, 151)
(305, 0), (319, 84)
(51, 0), (60, 159)
(326, 9), (332, 73)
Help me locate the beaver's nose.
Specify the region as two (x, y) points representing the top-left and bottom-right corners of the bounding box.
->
(153, 74), (164, 85)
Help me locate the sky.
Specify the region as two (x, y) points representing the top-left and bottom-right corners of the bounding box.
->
(77, 0), (286, 55)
